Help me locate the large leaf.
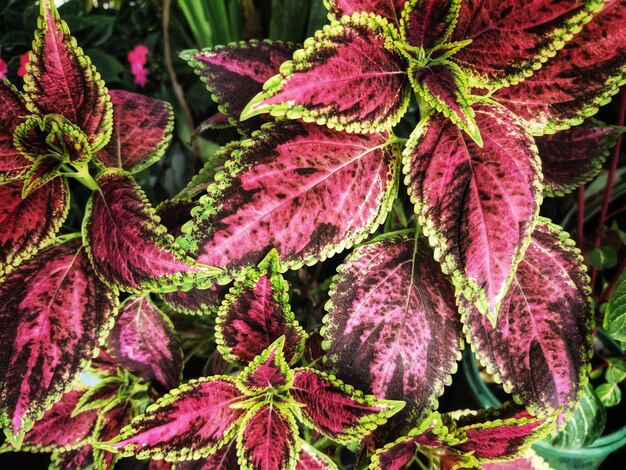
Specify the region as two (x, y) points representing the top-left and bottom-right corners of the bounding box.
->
(84, 169), (220, 293)
(462, 219), (593, 420)
(237, 402), (299, 470)
(0, 80), (31, 182)
(450, 0), (603, 88)
(400, 0), (460, 49)
(0, 177), (69, 278)
(604, 268), (626, 343)
(492, 0), (626, 135)
(182, 40), (298, 132)
(482, 450), (552, 470)
(325, 0), (408, 25)
(216, 250), (305, 366)
(536, 120), (621, 196)
(323, 232), (461, 422)
(289, 368), (404, 443)
(404, 103), (542, 322)
(174, 440), (238, 469)
(106, 295), (183, 392)
(94, 90), (174, 173)
(111, 377), (246, 460)
(241, 14), (410, 133)
(0, 237), (116, 441)
(178, 121), (399, 274)
(23, 0), (112, 151)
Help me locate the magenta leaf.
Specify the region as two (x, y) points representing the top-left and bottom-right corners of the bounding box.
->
(400, 0), (460, 49)
(84, 169), (221, 293)
(238, 338), (293, 394)
(0, 177), (69, 278)
(178, 121), (399, 275)
(0, 237), (116, 440)
(0, 81), (31, 182)
(482, 450), (551, 470)
(462, 219), (593, 420)
(289, 368), (404, 443)
(182, 40), (298, 132)
(297, 441), (338, 470)
(493, 0), (626, 135)
(161, 283), (229, 316)
(107, 294), (183, 392)
(216, 250), (306, 366)
(451, 0), (602, 88)
(111, 377), (246, 460)
(237, 402), (299, 470)
(24, 0), (112, 151)
(94, 90), (174, 173)
(323, 232), (461, 422)
(404, 103), (542, 322)
(325, 0), (408, 25)
(537, 120), (622, 196)
(241, 14), (409, 133)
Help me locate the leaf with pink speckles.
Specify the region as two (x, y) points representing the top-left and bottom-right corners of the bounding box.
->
(462, 219), (593, 420)
(297, 441), (338, 470)
(451, 0), (602, 88)
(216, 250), (305, 366)
(0, 237), (116, 441)
(24, 0), (112, 151)
(241, 14), (409, 133)
(94, 90), (174, 173)
(404, 103), (542, 323)
(482, 450), (552, 470)
(400, 0), (460, 49)
(237, 402), (299, 470)
(111, 377), (245, 460)
(182, 40), (298, 132)
(536, 120), (622, 196)
(0, 177), (69, 278)
(289, 368), (404, 443)
(0, 81), (31, 183)
(325, 0), (407, 25)
(178, 121), (399, 275)
(493, 0), (626, 134)
(84, 169), (221, 293)
(238, 338), (293, 394)
(107, 295), (182, 392)
(323, 232), (461, 423)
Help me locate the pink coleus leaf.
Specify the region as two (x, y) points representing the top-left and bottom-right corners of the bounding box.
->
(174, 440), (238, 469)
(94, 90), (174, 173)
(297, 441), (338, 470)
(404, 102), (542, 323)
(51, 445), (95, 470)
(482, 449), (552, 470)
(323, 232), (461, 422)
(237, 402), (299, 470)
(216, 250), (305, 366)
(289, 368), (404, 443)
(106, 294), (183, 392)
(161, 283), (229, 316)
(493, 0), (626, 134)
(325, 0), (408, 25)
(84, 169), (221, 293)
(536, 120), (622, 196)
(23, 0), (112, 151)
(451, 0), (603, 88)
(0, 177), (69, 278)
(0, 237), (116, 440)
(0, 80), (31, 182)
(462, 218), (593, 420)
(400, 0), (460, 49)
(178, 121), (399, 275)
(241, 14), (409, 133)
(238, 338), (293, 394)
(182, 40), (298, 132)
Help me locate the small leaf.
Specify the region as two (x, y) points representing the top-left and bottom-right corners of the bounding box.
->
(604, 268), (626, 342)
(94, 90), (174, 174)
(590, 246), (618, 270)
(238, 338), (293, 395)
(605, 358), (626, 384)
(242, 13), (410, 134)
(216, 250), (306, 366)
(289, 368), (404, 443)
(84, 169), (220, 293)
(106, 294), (183, 392)
(400, 0), (460, 49)
(325, 0), (408, 24)
(0, 80), (31, 182)
(595, 383), (622, 408)
(297, 440), (338, 470)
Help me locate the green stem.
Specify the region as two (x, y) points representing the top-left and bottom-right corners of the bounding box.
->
(416, 92), (433, 121)
(61, 162), (99, 191)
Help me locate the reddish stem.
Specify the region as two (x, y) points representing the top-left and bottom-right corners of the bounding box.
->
(577, 185), (585, 250)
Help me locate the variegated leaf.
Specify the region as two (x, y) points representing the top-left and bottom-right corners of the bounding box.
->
(216, 250), (305, 366)
(157, 199), (197, 239)
(161, 284), (229, 316)
(178, 121), (399, 275)
(400, 0), (460, 49)
(238, 338), (293, 395)
(325, 0), (407, 25)
(404, 103), (542, 322)
(0, 80), (31, 182)
(0, 177), (69, 278)
(241, 14), (409, 134)
(174, 440), (238, 469)
(0, 237), (116, 440)
(493, 0), (626, 135)
(297, 441), (338, 470)
(111, 377), (246, 460)
(24, 0), (112, 151)
(462, 219), (593, 420)
(94, 90), (174, 173)
(50, 445), (95, 470)
(84, 169), (220, 293)
(237, 402), (299, 470)
(93, 401), (132, 470)
(323, 232), (461, 422)
(481, 449), (552, 470)
(107, 295), (182, 392)
(289, 368), (404, 443)
(451, 0), (603, 88)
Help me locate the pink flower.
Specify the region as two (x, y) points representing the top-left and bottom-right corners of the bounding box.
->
(128, 45), (149, 87)
(0, 56), (7, 79)
(18, 52), (30, 77)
